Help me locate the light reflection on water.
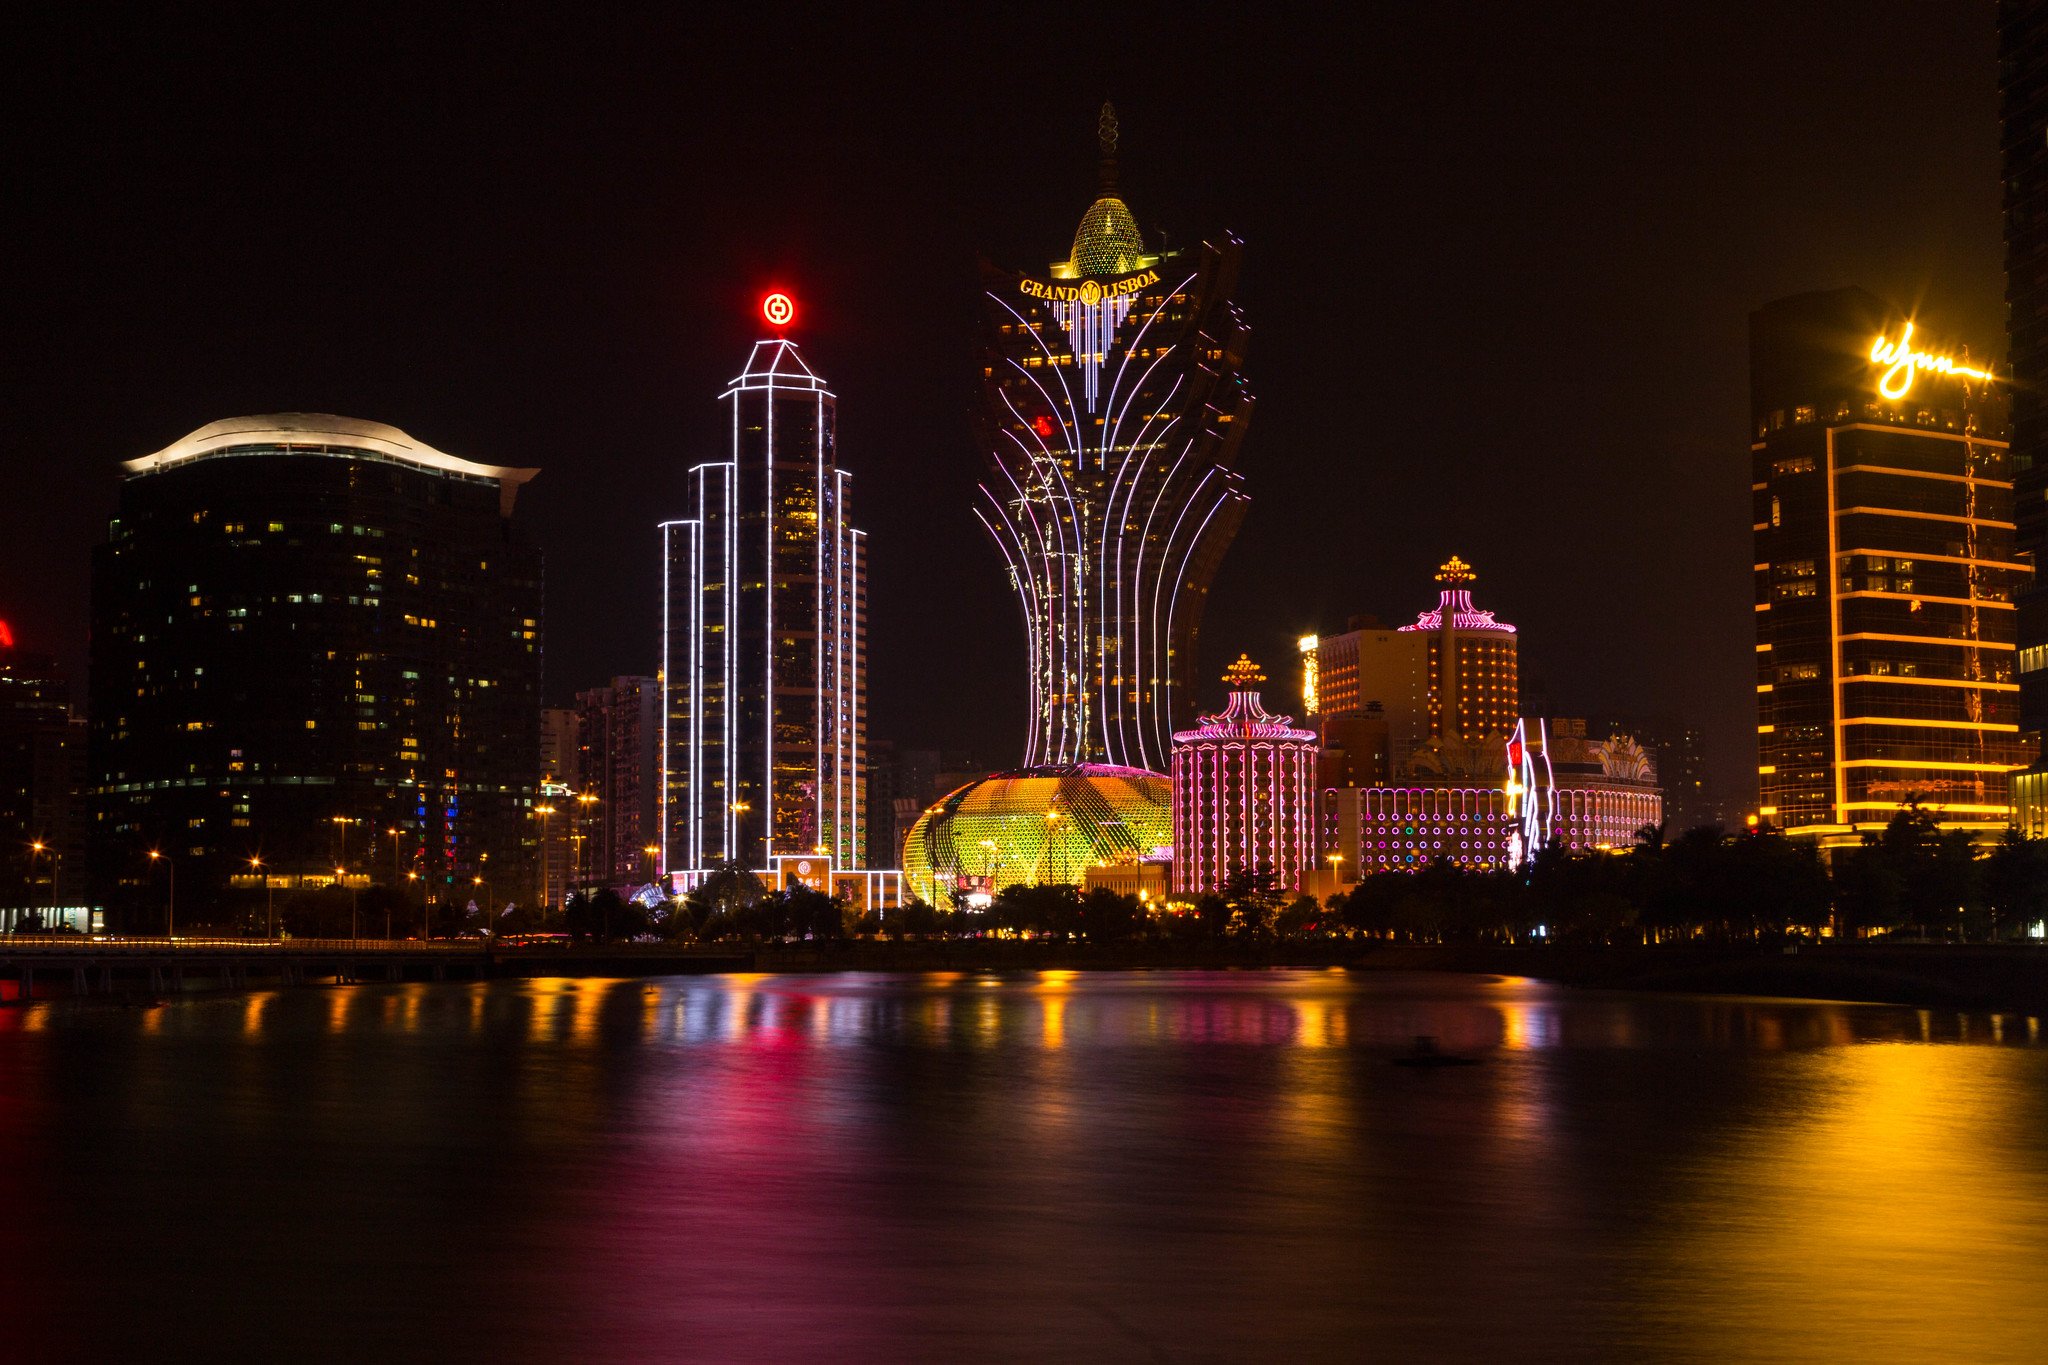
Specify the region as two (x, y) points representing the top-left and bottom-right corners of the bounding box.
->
(1, 969), (2044, 1362)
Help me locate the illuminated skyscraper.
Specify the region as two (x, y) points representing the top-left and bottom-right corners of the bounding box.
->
(977, 104), (1253, 772)
(1751, 288), (2027, 846)
(1170, 655), (1318, 894)
(662, 300), (868, 874)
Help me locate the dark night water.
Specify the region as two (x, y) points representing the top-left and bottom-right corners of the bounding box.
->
(3, 970), (2046, 1363)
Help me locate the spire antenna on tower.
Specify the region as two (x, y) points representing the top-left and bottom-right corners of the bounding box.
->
(1097, 101), (1119, 193)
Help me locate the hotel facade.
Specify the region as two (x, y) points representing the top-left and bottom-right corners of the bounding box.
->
(1750, 288), (2031, 847)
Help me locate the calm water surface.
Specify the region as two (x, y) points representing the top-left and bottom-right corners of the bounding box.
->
(2, 970), (2045, 1362)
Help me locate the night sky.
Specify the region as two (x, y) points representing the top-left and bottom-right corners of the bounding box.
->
(3, 5), (2004, 807)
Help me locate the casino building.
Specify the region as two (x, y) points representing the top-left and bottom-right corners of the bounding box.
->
(1170, 655), (1318, 895)
(1750, 288), (2030, 847)
(902, 106), (1255, 906)
(1304, 556), (1520, 774)
(975, 104), (1253, 773)
(90, 415), (543, 923)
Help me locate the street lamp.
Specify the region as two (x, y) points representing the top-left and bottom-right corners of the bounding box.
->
(535, 803), (557, 909)
(250, 855), (275, 939)
(384, 826), (411, 938)
(408, 870), (424, 941)
(28, 840), (59, 918)
(642, 843), (660, 883)
(473, 874), (494, 938)
(337, 867), (358, 939)
(147, 849), (175, 940)
(329, 814), (356, 867)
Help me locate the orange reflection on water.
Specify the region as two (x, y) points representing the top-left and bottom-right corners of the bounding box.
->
(1636, 1042), (2048, 1358)
(1494, 989), (1561, 1051)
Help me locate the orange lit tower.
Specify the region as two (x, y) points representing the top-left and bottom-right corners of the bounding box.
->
(1398, 555), (1521, 746)
(1751, 288), (2027, 845)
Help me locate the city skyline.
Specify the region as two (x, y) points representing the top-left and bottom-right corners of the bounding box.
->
(1, 6), (2008, 821)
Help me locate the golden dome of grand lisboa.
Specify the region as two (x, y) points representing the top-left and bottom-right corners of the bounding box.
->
(1068, 195), (1147, 277)
(1055, 102), (1153, 280)
(901, 763), (1172, 905)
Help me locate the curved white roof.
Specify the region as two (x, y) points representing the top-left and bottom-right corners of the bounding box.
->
(125, 414), (540, 514)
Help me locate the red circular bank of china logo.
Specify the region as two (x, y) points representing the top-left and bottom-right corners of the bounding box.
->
(762, 292), (795, 328)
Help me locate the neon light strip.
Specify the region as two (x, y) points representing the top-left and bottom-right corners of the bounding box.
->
(1837, 633), (2015, 649)
(1837, 759), (2020, 771)
(1835, 507), (2010, 528)
(1836, 717), (2021, 731)
(1838, 591), (2015, 608)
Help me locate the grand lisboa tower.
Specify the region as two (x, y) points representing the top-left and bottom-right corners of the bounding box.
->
(904, 106), (1254, 903)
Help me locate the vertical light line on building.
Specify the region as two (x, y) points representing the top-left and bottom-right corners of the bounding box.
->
(852, 527), (865, 865)
(815, 387), (825, 857)
(763, 350), (776, 867)
(1826, 427), (1847, 827)
(726, 403), (738, 861)
(834, 466), (846, 858)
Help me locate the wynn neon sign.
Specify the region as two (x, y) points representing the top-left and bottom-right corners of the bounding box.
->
(1868, 323), (1995, 400)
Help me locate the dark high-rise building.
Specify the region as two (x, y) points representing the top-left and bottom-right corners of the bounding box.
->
(1595, 714), (1711, 832)
(976, 104), (1253, 772)
(2000, 1), (2048, 831)
(1750, 290), (2027, 848)
(537, 706), (578, 908)
(575, 676), (659, 889)
(90, 414), (543, 924)
(661, 312), (869, 874)
(1, 627), (87, 921)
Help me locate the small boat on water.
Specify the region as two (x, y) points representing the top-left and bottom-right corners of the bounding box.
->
(1392, 1034), (1481, 1068)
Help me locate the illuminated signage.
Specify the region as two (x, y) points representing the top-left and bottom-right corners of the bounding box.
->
(1868, 323), (1995, 400)
(762, 292), (795, 328)
(1018, 269), (1159, 305)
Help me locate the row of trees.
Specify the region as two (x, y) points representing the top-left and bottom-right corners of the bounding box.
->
(106, 808), (2045, 946)
(1322, 812), (2048, 945)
